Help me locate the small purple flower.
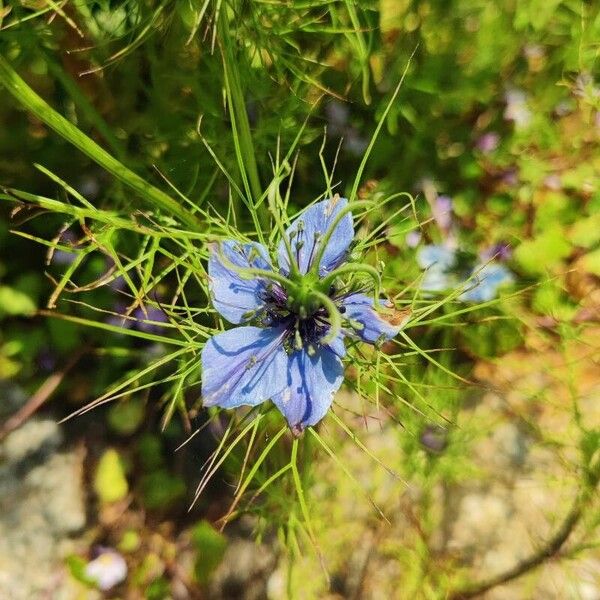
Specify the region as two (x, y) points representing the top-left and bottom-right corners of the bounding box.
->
(554, 100), (574, 117)
(106, 303), (167, 333)
(420, 424), (448, 454)
(132, 306), (168, 333)
(405, 230), (422, 248)
(475, 132), (500, 154)
(85, 548), (127, 591)
(201, 198), (405, 432)
(433, 195), (453, 233)
(500, 167), (519, 187)
(37, 348), (57, 372)
(325, 100), (349, 132)
(479, 243), (512, 263)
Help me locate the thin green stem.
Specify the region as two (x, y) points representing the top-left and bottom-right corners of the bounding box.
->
(237, 267), (296, 290)
(320, 263), (381, 295)
(218, 2), (268, 230)
(0, 55), (201, 231)
(42, 51), (127, 161)
(214, 245), (297, 290)
(267, 199), (301, 278)
(349, 46), (417, 203)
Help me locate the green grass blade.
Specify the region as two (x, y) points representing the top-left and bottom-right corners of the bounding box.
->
(0, 55), (202, 230)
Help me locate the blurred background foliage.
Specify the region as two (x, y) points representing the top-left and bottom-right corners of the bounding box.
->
(1, 0), (600, 598)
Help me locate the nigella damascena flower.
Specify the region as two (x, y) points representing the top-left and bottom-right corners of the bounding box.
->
(201, 197), (406, 433)
(417, 244), (514, 303)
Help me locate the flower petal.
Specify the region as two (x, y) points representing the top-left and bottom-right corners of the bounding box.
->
(208, 240), (273, 324)
(416, 244), (456, 270)
(459, 263), (514, 303)
(272, 347), (343, 429)
(278, 197), (354, 275)
(327, 334), (347, 358)
(420, 267), (454, 293)
(201, 326), (288, 409)
(340, 293), (407, 344)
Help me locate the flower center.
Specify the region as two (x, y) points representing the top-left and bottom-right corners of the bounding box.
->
(257, 273), (339, 353)
(285, 272), (323, 318)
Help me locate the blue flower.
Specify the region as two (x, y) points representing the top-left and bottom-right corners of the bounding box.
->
(417, 244), (514, 303)
(201, 197), (405, 432)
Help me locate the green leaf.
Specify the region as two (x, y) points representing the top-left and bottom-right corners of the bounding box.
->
(569, 214), (600, 248)
(0, 286), (36, 318)
(118, 530), (141, 553)
(107, 399), (145, 437)
(514, 228), (571, 274)
(94, 448), (129, 503)
(461, 318), (523, 359)
(191, 521), (228, 585)
(380, 0), (410, 34)
(532, 281), (578, 320)
(136, 434), (165, 471)
(139, 470), (186, 510)
(65, 554), (96, 587)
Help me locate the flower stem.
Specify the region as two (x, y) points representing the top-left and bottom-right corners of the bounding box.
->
(218, 3), (268, 230)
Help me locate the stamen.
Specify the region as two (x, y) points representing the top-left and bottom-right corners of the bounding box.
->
(306, 231), (321, 270)
(309, 289), (342, 345)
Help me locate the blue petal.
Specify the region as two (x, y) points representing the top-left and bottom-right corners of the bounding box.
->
(278, 197), (354, 275)
(416, 244), (456, 270)
(459, 263), (514, 303)
(272, 347), (344, 429)
(208, 240), (273, 324)
(420, 267), (454, 293)
(339, 293), (406, 344)
(327, 334), (347, 358)
(201, 326), (288, 409)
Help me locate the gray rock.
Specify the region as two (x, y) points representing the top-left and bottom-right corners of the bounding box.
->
(1, 418), (62, 463)
(0, 415), (86, 600)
